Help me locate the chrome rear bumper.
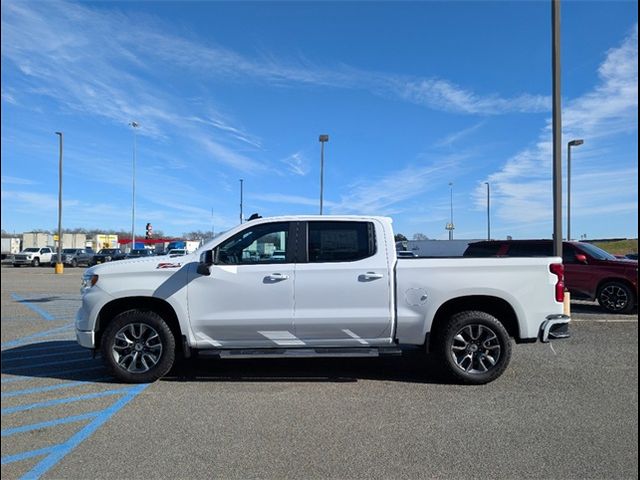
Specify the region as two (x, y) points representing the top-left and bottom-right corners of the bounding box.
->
(540, 314), (571, 342)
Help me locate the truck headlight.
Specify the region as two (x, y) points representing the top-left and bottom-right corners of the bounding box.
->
(81, 273), (99, 293)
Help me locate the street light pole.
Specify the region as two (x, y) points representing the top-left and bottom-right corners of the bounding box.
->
(129, 121), (139, 251)
(239, 179), (244, 223)
(55, 132), (63, 274)
(551, 0), (563, 257)
(445, 182), (455, 240)
(485, 182), (491, 240)
(567, 139), (584, 241)
(319, 134), (329, 215)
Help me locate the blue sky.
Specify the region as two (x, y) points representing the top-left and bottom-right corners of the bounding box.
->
(1, 1), (637, 240)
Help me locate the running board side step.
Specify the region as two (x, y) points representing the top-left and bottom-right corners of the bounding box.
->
(197, 347), (403, 359)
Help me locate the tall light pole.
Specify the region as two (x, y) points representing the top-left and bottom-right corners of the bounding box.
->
(239, 179), (244, 223)
(485, 182), (491, 241)
(567, 139), (584, 241)
(319, 134), (329, 215)
(445, 182), (455, 240)
(551, 0), (563, 257)
(129, 121), (139, 251)
(55, 132), (64, 274)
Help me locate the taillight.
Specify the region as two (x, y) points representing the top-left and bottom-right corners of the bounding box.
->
(550, 263), (565, 303)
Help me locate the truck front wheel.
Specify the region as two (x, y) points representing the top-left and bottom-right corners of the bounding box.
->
(100, 310), (176, 383)
(438, 310), (512, 385)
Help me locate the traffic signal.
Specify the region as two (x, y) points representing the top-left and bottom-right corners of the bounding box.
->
(145, 223), (153, 239)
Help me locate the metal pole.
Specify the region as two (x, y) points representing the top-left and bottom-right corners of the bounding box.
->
(485, 182), (491, 240)
(130, 122), (139, 251)
(318, 134), (329, 215)
(320, 141), (324, 215)
(552, 0), (563, 257)
(567, 144), (571, 241)
(55, 132), (63, 274)
(239, 179), (244, 223)
(449, 182), (454, 240)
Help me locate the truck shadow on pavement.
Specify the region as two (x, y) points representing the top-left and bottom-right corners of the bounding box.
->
(1, 341), (449, 385)
(165, 349), (449, 385)
(1, 341), (111, 382)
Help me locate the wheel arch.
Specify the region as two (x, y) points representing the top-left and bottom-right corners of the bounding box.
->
(427, 295), (520, 352)
(96, 297), (184, 354)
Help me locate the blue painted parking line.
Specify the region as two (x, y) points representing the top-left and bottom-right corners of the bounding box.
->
(1, 324), (74, 349)
(10, 294), (55, 321)
(2, 387), (133, 415)
(1, 366), (106, 385)
(1, 411), (101, 437)
(19, 384), (149, 480)
(1, 446), (57, 466)
(1, 377), (111, 399)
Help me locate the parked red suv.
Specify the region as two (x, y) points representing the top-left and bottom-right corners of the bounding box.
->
(463, 240), (638, 314)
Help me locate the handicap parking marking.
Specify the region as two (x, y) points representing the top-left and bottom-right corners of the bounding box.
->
(9, 292), (81, 323)
(1, 295), (150, 480)
(1, 383), (149, 479)
(10, 293), (55, 321)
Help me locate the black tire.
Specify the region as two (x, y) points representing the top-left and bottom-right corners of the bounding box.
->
(100, 310), (176, 383)
(597, 281), (636, 314)
(70, 258), (78, 268)
(31, 258), (40, 267)
(13, 264), (20, 268)
(437, 310), (512, 385)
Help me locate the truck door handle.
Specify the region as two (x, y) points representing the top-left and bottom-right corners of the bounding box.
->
(361, 272), (384, 280)
(265, 273), (289, 282)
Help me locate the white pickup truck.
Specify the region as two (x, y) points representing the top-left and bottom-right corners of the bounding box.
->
(76, 216), (570, 384)
(13, 246), (54, 267)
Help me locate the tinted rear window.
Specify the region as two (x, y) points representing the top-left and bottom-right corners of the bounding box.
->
(308, 221), (375, 263)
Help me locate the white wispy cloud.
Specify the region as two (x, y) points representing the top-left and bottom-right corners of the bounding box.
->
(281, 152), (310, 176)
(1, 176), (37, 185)
(397, 79), (550, 115)
(473, 24), (638, 231)
(330, 155), (464, 215)
(435, 121), (486, 148)
(1, 0), (549, 126)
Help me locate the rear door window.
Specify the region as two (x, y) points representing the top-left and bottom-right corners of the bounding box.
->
(307, 221), (375, 263)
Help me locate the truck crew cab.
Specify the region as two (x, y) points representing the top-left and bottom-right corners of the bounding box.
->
(76, 216), (570, 384)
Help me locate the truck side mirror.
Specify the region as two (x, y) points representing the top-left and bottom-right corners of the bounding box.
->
(196, 250), (214, 276)
(575, 253), (588, 264)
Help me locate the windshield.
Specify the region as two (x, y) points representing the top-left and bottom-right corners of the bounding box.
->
(23, 248), (39, 252)
(576, 242), (617, 261)
(62, 249), (78, 253)
(99, 249), (118, 254)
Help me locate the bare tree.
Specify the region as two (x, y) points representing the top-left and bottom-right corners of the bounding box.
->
(413, 233), (429, 240)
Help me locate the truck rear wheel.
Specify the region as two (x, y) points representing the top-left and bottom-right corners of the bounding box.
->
(101, 310), (176, 383)
(438, 310), (512, 384)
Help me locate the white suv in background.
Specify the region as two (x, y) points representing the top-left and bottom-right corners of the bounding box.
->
(13, 247), (54, 267)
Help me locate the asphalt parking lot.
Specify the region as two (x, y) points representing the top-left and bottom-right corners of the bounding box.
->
(1, 266), (637, 479)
